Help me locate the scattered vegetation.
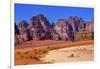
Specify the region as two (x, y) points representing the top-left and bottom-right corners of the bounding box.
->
(17, 51), (21, 54)
(20, 55), (24, 59)
(24, 51), (29, 54)
(15, 40), (93, 65)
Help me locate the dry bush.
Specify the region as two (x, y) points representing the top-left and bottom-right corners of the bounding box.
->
(20, 55), (24, 59)
(43, 50), (48, 53)
(24, 51), (29, 54)
(17, 51), (21, 54)
(33, 56), (39, 61)
(29, 56), (33, 59)
(47, 46), (50, 49)
(34, 49), (37, 52)
(34, 51), (38, 54)
(26, 56), (28, 59)
(38, 49), (41, 52)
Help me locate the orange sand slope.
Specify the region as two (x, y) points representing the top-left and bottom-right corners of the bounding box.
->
(15, 40), (94, 65)
(41, 44), (93, 63)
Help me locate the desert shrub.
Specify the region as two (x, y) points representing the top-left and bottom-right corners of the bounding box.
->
(33, 49), (39, 54)
(47, 46), (50, 49)
(17, 51), (21, 54)
(33, 56), (39, 61)
(43, 50), (48, 53)
(49, 46), (54, 50)
(38, 55), (42, 58)
(53, 47), (58, 49)
(20, 55), (24, 58)
(24, 51), (29, 54)
(26, 56), (28, 59)
(34, 49), (37, 51)
(34, 51), (38, 54)
(52, 59), (55, 62)
(38, 49), (41, 53)
(29, 56), (33, 59)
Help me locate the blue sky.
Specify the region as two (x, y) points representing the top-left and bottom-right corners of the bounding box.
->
(15, 3), (94, 24)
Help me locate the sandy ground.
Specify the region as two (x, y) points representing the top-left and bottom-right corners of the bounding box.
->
(16, 40), (67, 49)
(15, 40), (94, 65)
(40, 44), (94, 63)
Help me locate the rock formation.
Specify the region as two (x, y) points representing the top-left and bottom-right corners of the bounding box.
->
(28, 14), (53, 40)
(15, 14), (94, 44)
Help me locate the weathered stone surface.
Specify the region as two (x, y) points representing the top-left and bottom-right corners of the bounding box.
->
(53, 19), (69, 40)
(15, 20), (32, 44)
(15, 14), (94, 45)
(86, 19), (94, 32)
(28, 14), (53, 40)
(67, 16), (85, 32)
(53, 18), (75, 41)
(15, 23), (19, 45)
(15, 23), (19, 35)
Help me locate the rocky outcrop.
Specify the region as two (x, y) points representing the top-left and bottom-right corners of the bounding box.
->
(86, 19), (94, 32)
(15, 23), (20, 45)
(15, 23), (19, 35)
(67, 16), (86, 32)
(15, 14), (94, 44)
(15, 20), (32, 44)
(28, 14), (53, 40)
(53, 19), (70, 40)
(53, 16), (88, 41)
(18, 20), (32, 41)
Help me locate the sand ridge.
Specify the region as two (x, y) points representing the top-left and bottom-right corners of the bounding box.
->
(40, 45), (94, 63)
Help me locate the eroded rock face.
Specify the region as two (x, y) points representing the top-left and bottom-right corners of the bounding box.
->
(18, 20), (29, 34)
(15, 23), (20, 45)
(15, 23), (19, 35)
(28, 14), (53, 40)
(53, 19), (75, 41)
(67, 16), (86, 33)
(15, 20), (32, 44)
(54, 19), (69, 40)
(15, 14), (94, 45)
(86, 19), (94, 32)
(53, 16), (94, 41)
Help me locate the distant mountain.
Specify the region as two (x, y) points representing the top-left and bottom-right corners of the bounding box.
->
(15, 14), (94, 45)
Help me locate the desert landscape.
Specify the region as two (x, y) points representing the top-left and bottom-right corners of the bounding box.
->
(15, 40), (94, 65)
(15, 4), (94, 65)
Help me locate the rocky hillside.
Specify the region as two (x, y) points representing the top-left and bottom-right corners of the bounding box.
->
(15, 14), (94, 45)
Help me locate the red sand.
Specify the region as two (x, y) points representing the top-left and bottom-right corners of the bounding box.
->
(15, 40), (67, 49)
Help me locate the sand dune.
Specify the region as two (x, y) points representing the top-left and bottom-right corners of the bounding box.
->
(15, 40), (94, 65)
(40, 45), (94, 63)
